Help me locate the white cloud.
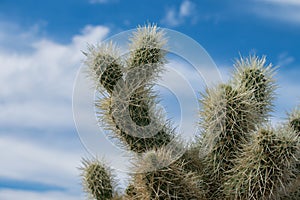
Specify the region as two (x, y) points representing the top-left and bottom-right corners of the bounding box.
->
(89, 0), (117, 4)
(0, 135), (83, 189)
(275, 67), (300, 110)
(180, 0), (194, 17)
(0, 21), (47, 52)
(276, 52), (295, 67)
(161, 0), (197, 27)
(252, 0), (300, 24)
(0, 24), (109, 130)
(0, 22), (110, 198)
(262, 0), (300, 6)
(0, 189), (82, 200)
(162, 9), (181, 27)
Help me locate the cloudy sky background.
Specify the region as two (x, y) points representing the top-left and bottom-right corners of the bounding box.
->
(1, 0), (300, 199)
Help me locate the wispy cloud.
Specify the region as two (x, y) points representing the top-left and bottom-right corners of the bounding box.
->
(0, 22), (110, 198)
(180, 0), (195, 17)
(262, 0), (300, 6)
(0, 135), (82, 189)
(89, 0), (118, 4)
(0, 21), (47, 52)
(161, 0), (197, 27)
(0, 189), (82, 200)
(0, 24), (109, 130)
(252, 0), (300, 25)
(276, 52), (295, 67)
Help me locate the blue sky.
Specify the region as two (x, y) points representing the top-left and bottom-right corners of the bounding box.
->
(0, 0), (300, 199)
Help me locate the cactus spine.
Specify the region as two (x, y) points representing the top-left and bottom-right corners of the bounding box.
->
(81, 159), (115, 200)
(224, 126), (299, 199)
(80, 24), (300, 200)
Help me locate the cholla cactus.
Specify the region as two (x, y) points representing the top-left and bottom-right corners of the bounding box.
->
(80, 24), (300, 200)
(80, 158), (116, 200)
(231, 56), (276, 117)
(127, 147), (204, 200)
(199, 57), (276, 199)
(86, 25), (173, 153)
(224, 126), (299, 200)
(284, 108), (300, 199)
(289, 107), (300, 134)
(85, 42), (123, 94)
